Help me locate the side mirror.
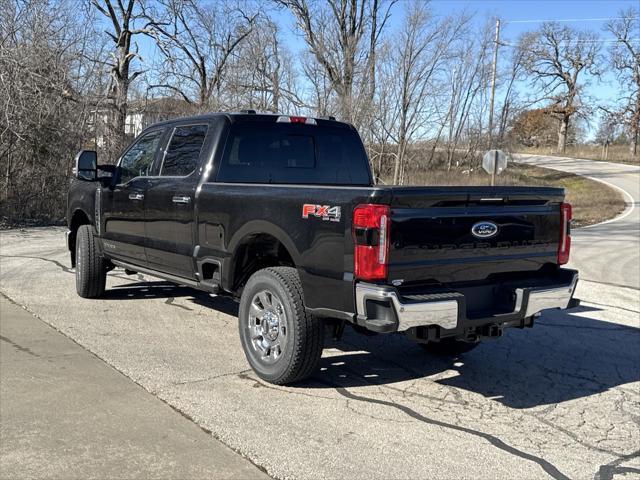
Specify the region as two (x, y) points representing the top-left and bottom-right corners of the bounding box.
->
(97, 164), (116, 180)
(74, 150), (97, 181)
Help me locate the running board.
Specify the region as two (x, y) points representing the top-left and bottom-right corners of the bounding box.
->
(110, 260), (219, 293)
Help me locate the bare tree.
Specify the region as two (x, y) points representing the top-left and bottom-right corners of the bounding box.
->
(92, 0), (149, 157)
(301, 51), (333, 116)
(144, 0), (256, 110)
(496, 44), (526, 146)
(605, 8), (640, 156)
(386, 3), (465, 183)
(518, 22), (600, 154)
(226, 17), (303, 113)
(441, 19), (493, 171)
(276, 0), (394, 125)
(1, 0), (105, 223)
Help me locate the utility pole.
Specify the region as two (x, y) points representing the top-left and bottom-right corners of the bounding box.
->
(488, 18), (500, 186)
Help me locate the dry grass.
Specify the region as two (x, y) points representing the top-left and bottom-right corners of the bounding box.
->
(382, 163), (626, 227)
(517, 145), (639, 165)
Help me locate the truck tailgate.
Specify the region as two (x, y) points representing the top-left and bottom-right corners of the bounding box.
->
(387, 186), (565, 285)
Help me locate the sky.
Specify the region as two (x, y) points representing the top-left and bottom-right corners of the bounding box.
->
(263, 0), (637, 139)
(429, 0), (635, 105)
(135, 0), (637, 138)
(272, 0), (635, 101)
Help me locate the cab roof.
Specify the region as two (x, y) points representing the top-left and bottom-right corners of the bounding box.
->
(145, 112), (352, 131)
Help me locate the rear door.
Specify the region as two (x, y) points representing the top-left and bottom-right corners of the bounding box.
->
(102, 128), (164, 263)
(144, 123), (209, 278)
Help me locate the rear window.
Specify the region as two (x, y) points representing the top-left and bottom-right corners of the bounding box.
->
(215, 123), (371, 185)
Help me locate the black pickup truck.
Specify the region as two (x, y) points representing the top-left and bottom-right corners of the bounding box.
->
(67, 112), (578, 384)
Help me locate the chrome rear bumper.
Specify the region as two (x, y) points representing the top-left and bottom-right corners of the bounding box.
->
(356, 284), (458, 331)
(355, 271), (579, 332)
(518, 273), (579, 318)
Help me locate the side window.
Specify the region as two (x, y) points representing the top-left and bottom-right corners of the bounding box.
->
(161, 125), (208, 177)
(118, 130), (162, 184)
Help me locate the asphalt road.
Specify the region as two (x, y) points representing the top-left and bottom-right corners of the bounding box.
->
(1, 157), (639, 479)
(0, 296), (268, 480)
(514, 154), (640, 291)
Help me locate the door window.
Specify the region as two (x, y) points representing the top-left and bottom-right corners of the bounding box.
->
(118, 130), (163, 184)
(161, 125), (208, 177)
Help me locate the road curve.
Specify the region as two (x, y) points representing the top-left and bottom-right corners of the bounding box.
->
(514, 154), (640, 291)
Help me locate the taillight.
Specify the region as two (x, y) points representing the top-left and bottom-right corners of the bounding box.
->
(353, 204), (390, 281)
(558, 202), (572, 265)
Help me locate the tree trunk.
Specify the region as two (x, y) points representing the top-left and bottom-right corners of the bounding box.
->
(111, 71), (128, 156)
(4, 153), (11, 200)
(392, 148), (402, 185)
(109, 28), (133, 160)
(338, 89), (351, 124)
(557, 115), (569, 154)
(633, 94), (640, 157)
(394, 108), (408, 184)
(393, 136), (407, 186)
(272, 68), (280, 113)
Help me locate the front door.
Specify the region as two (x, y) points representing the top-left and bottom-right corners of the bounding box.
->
(102, 129), (164, 264)
(144, 124), (209, 278)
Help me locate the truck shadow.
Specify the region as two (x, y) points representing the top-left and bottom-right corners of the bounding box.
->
(104, 278), (639, 409)
(310, 306), (640, 409)
(104, 279), (239, 317)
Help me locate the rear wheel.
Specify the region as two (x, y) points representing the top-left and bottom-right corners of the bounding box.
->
(238, 267), (324, 385)
(75, 225), (106, 298)
(420, 338), (479, 355)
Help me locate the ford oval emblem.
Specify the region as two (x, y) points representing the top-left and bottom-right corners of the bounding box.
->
(471, 221), (499, 239)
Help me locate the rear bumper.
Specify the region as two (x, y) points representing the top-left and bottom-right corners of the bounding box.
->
(519, 274), (578, 318)
(356, 284), (459, 331)
(355, 269), (579, 334)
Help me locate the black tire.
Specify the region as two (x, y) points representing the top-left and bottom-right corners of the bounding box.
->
(75, 224), (107, 298)
(419, 338), (480, 355)
(238, 267), (324, 385)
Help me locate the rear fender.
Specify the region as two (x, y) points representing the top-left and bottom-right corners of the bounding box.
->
(225, 220), (303, 292)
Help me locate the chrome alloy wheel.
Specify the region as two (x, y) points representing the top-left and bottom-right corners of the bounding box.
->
(248, 290), (288, 364)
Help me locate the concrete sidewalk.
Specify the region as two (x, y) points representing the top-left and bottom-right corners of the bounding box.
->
(0, 296), (268, 480)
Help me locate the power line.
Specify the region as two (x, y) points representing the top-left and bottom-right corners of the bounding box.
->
(501, 38), (639, 47)
(569, 38), (640, 43)
(507, 17), (627, 24)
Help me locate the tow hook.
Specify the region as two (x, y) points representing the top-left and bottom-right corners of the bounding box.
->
(480, 324), (503, 338)
(463, 332), (480, 343)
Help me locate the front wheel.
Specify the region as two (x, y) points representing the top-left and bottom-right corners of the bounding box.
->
(75, 225), (106, 298)
(238, 267), (324, 385)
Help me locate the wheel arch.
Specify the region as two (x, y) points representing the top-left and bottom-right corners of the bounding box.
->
(225, 221), (302, 294)
(68, 209), (92, 267)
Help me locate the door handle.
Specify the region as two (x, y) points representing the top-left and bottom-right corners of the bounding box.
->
(128, 193), (144, 201)
(172, 195), (191, 204)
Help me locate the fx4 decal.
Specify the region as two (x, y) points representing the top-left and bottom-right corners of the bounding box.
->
(302, 204), (341, 222)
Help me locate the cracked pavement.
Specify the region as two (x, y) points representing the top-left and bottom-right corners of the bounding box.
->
(1, 226), (638, 479)
(0, 156), (639, 480)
